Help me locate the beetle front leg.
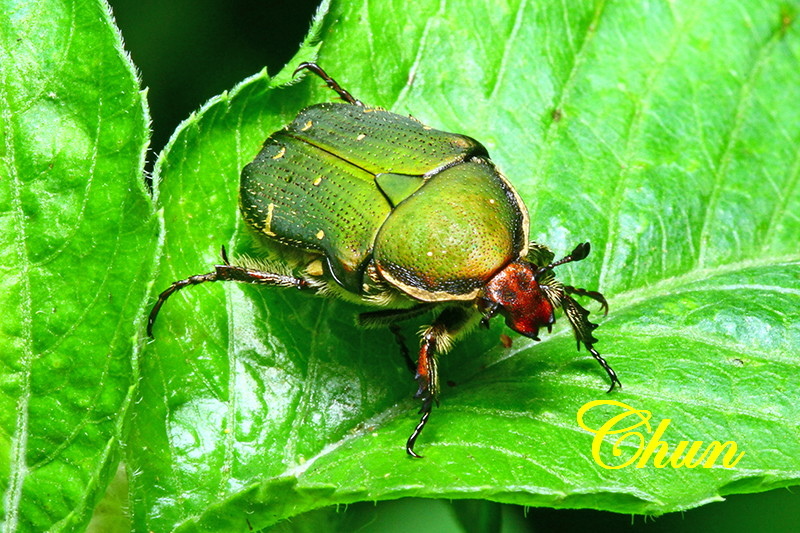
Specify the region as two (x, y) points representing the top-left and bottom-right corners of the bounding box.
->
(407, 306), (473, 458)
(147, 247), (309, 337)
(561, 295), (621, 392)
(564, 285), (609, 315)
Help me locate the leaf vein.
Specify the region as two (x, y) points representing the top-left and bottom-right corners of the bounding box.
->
(763, 139), (800, 252)
(529, 0), (607, 207)
(696, 17), (786, 266)
(392, 0), (448, 109)
(488, 0), (529, 102)
(598, 8), (700, 291)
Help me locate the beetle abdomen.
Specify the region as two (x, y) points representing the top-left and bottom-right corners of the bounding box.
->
(373, 158), (528, 301)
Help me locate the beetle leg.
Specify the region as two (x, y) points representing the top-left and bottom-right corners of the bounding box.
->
(359, 304), (436, 373)
(588, 345), (620, 393)
(407, 327), (439, 458)
(357, 303), (435, 328)
(560, 295), (621, 392)
(479, 301), (500, 329)
(563, 285), (609, 316)
(389, 324), (416, 374)
(407, 306), (473, 458)
(293, 62), (363, 106)
(147, 248), (308, 337)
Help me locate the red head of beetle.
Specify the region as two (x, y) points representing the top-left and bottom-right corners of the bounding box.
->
(483, 260), (554, 340)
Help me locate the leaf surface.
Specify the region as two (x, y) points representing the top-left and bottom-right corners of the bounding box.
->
(133, 0), (800, 530)
(0, 0), (155, 530)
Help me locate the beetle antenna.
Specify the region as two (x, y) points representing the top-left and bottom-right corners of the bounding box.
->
(293, 62), (363, 106)
(534, 242), (591, 280)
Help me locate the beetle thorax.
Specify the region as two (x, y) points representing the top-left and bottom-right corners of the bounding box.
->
(482, 260), (555, 340)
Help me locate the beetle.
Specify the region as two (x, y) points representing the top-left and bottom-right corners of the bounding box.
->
(148, 63), (620, 457)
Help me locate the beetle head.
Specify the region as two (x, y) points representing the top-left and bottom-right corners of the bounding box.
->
(480, 242), (596, 340)
(481, 260), (555, 340)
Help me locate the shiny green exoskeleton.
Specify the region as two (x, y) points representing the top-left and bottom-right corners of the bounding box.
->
(148, 63), (620, 457)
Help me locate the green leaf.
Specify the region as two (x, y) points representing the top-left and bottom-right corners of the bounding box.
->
(134, 0), (800, 530)
(0, 0), (156, 530)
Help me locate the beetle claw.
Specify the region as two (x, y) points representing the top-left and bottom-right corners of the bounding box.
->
(406, 408), (431, 458)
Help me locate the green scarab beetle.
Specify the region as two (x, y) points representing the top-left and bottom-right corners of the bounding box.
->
(148, 63), (620, 457)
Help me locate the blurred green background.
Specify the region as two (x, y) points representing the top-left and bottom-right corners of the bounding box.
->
(111, 0), (320, 159)
(108, 0), (799, 531)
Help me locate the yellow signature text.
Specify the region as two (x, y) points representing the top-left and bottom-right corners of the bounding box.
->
(576, 400), (745, 470)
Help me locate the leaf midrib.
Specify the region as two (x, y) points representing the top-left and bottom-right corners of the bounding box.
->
(0, 37), (33, 533)
(604, 254), (800, 312)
